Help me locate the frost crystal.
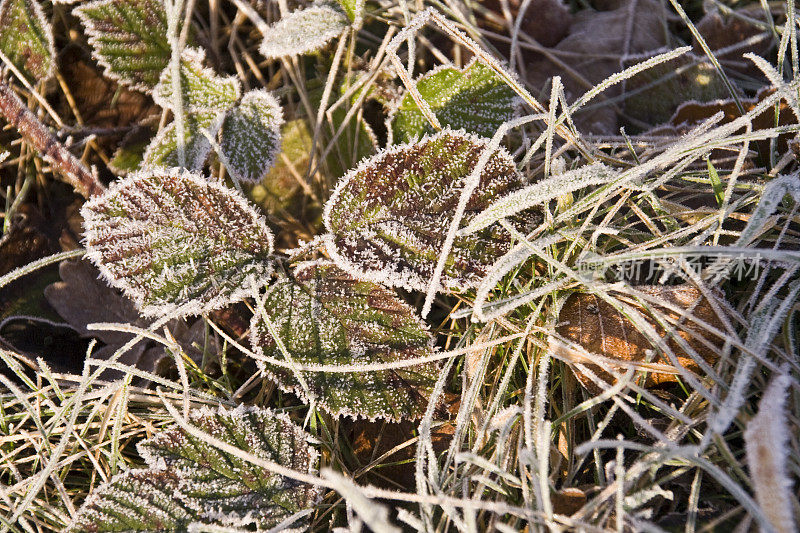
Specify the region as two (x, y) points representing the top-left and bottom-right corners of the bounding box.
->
(69, 406), (321, 531)
(0, 0), (55, 81)
(143, 111), (225, 170)
(250, 262), (439, 421)
(389, 58), (519, 144)
(154, 48), (242, 113)
(219, 89), (285, 183)
(259, 1), (349, 59)
(82, 168), (274, 318)
(324, 129), (534, 292)
(74, 0), (171, 92)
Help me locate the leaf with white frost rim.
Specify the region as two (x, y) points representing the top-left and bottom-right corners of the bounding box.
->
(324, 129), (533, 292)
(389, 58), (519, 144)
(82, 168), (274, 318)
(142, 111), (224, 170)
(219, 89), (284, 183)
(154, 47), (241, 113)
(250, 262), (439, 421)
(259, 2), (348, 59)
(69, 406), (321, 531)
(0, 0), (55, 81)
(463, 162), (617, 234)
(74, 0), (171, 92)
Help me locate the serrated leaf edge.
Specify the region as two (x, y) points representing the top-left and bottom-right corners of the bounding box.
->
(81, 167), (275, 318)
(322, 127), (519, 292)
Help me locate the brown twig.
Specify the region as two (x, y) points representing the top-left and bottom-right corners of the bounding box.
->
(0, 77), (105, 198)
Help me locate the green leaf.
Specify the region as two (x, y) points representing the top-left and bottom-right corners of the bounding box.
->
(82, 168), (274, 318)
(706, 157), (724, 207)
(324, 129), (531, 292)
(337, 0), (364, 24)
(74, 0), (171, 93)
(219, 89), (284, 183)
(389, 59), (519, 144)
(69, 406), (321, 531)
(154, 47), (241, 113)
(142, 110), (224, 170)
(0, 0), (55, 81)
(259, 1), (348, 59)
(250, 262), (439, 420)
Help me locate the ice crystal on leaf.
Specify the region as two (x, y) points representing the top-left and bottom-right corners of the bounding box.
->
(69, 406), (321, 531)
(389, 59), (519, 144)
(249, 262), (439, 421)
(74, 0), (171, 93)
(154, 48), (241, 113)
(82, 168), (274, 318)
(259, 1), (349, 59)
(219, 89), (285, 183)
(0, 0), (55, 81)
(324, 129), (532, 292)
(142, 111), (224, 170)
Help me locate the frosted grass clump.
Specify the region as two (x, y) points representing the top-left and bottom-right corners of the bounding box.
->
(259, 1), (349, 59)
(324, 128), (536, 292)
(82, 167), (275, 318)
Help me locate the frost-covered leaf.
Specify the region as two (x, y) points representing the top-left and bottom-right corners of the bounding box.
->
(0, 0), (55, 81)
(464, 162), (617, 234)
(259, 2), (348, 59)
(389, 59), (519, 144)
(154, 47), (241, 113)
(75, 0), (170, 92)
(142, 111), (224, 170)
(138, 405), (321, 529)
(219, 89), (284, 183)
(82, 168), (274, 318)
(69, 406), (320, 531)
(250, 262), (439, 420)
(324, 129), (532, 292)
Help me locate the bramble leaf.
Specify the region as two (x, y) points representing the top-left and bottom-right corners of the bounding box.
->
(154, 48), (241, 113)
(389, 59), (519, 144)
(74, 0), (171, 92)
(219, 89), (284, 183)
(82, 168), (274, 318)
(250, 262), (439, 421)
(259, 1), (348, 59)
(324, 129), (532, 292)
(142, 110), (224, 170)
(0, 0), (55, 81)
(69, 406), (321, 531)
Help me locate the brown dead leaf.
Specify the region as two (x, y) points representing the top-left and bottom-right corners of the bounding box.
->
(525, 0), (669, 134)
(552, 285), (725, 393)
(551, 487), (587, 516)
(477, 0), (572, 48)
(348, 419), (454, 490)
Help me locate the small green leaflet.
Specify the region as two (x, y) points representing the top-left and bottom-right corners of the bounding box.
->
(0, 0), (55, 81)
(324, 129), (531, 292)
(250, 262), (439, 421)
(68, 406), (321, 532)
(337, 0), (364, 25)
(154, 48), (241, 113)
(74, 0), (170, 92)
(142, 110), (224, 170)
(259, 1), (349, 59)
(389, 59), (519, 144)
(219, 89), (284, 183)
(82, 168), (274, 318)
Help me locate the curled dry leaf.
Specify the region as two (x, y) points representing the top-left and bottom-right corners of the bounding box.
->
(82, 168), (274, 318)
(552, 285), (725, 393)
(324, 128), (534, 293)
(250, 261), (439, 421)
(70, 405), (321, 531)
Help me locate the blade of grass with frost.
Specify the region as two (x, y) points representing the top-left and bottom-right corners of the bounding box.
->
(737, 172), (800, 247)
(744, 373), (797, 533)
(259, 2), (348, 59)
(81, 168), (274, 318)
(322, 470), (402, 533)
(0, 0), (55, 81)
(463, 163), (618, 235)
